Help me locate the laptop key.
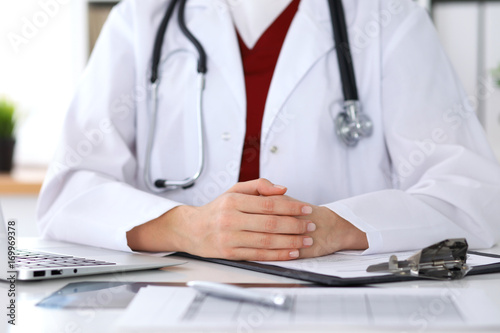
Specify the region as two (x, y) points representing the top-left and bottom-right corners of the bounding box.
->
(14, 249), (117, 269)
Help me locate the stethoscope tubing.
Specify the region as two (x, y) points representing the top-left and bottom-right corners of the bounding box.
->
(145, 0), (373, 192)
(144, 51), (206, 192)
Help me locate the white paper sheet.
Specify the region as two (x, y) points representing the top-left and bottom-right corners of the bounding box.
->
(115, 286), (500, 331)
(254, 252), (500, 278)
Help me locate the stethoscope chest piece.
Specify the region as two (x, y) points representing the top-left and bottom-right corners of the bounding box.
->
(335, 100), (373, 147)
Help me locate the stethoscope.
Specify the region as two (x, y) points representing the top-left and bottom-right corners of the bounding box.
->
(145, 0), (373, 192)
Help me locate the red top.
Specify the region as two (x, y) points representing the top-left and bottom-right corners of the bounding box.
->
(237, 0), (301, 182)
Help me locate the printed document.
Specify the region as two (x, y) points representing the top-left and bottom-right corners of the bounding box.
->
(116, 286), (500, 331)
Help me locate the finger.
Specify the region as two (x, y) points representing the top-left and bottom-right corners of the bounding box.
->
(222, 248), (300, 261)
(237, 214), (316, 235)
(228, 178), (287, 196)
(229, 231), (314, 250)
(232, 194), (313, 216)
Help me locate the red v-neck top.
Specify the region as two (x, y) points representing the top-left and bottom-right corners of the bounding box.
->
(237, 0), (301, 182)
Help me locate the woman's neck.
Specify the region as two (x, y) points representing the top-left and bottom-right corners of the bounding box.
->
(227, 0), (294, 49)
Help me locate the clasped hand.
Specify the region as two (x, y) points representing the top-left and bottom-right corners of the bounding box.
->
(165, 179), (367, 261)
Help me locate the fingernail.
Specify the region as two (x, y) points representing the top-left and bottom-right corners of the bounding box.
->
(273, 184), (286, 190)
(307, 223), (316, 232)
(303, 237), (313, 246)
(289, 250), (299, 258)
(302, 206), (313, 214)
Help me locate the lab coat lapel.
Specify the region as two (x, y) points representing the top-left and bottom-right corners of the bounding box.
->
(185, 0), (246, 113)
(261, 0), (333, 142)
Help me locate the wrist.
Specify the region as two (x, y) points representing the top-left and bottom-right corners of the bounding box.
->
(336, 214), (368, 251)
(320, 206), (368, 251)
(126, 205), (193, 252)
(164, 204), (197, 252)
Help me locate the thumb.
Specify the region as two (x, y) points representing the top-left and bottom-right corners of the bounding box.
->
(256, 178), (288, 196)
(228, 178), (287, 196)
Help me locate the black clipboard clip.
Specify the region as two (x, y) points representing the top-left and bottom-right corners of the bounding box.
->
(367, 238), (471, 280)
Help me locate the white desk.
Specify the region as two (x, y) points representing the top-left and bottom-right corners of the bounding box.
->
(3, 238), (500, 333)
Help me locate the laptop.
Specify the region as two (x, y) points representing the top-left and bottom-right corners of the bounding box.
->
(0, 202), (185, 281)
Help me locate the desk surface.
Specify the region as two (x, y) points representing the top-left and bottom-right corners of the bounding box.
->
(3, 238), (500, 333)
(0, 167), (45, 195)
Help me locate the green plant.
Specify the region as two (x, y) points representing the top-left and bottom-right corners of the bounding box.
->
(0, 98), (16, 139)
(492, 63), (500, 88)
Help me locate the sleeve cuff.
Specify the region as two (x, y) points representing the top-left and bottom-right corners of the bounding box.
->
(323, 201), (383, 255)
(114, 200), (183, 252)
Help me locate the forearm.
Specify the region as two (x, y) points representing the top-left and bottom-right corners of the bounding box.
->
(325, 189), (498, 255)
(126, 206), (189, 252)
(38, 170), (183, 252)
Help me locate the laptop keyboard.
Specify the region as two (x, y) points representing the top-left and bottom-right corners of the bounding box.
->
(15, 249), (116, 269)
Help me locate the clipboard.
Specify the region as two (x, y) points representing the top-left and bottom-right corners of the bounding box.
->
(175, 250), (500, 286)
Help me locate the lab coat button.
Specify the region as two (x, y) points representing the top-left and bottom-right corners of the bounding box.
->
(270, 146), (278, 154)
(222, 132), (231, 141)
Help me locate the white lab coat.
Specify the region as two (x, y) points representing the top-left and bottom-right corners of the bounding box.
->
(37, 0), (500, 254)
